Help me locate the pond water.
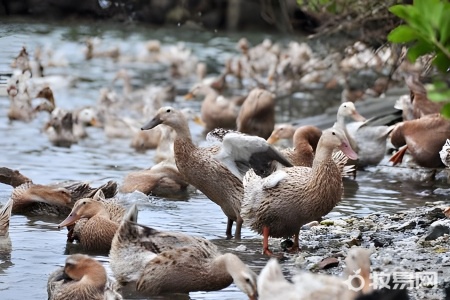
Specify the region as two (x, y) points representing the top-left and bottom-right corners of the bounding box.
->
(0, 19), (448, 300)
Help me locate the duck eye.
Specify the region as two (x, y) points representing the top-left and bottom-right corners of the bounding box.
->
(332, 132), (336, 135)
(166, 109), (171, 113)
(245, 278), (251, 283)
(82, 201), (86, 205)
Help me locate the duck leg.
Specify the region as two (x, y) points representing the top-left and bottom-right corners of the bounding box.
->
(234, 216), (243, 240)
(263, 226), (284, 258)
(226, 218), (234, 239)
(389, 145), (408, 166)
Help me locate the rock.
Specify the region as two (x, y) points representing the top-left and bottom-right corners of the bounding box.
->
(424, 207), (446, 222)
(320, 219), (334, 226)
(333, 220), (347, 227)
(344, 238), (362, 247)
(234, 245), (247, 252)
(318, 257), (339, 269)
(280, 239), (294, 251)
(425, 220), (450, 241)
(373, 237), (393, 248)
(382, 255), (392, 265)
(301, 221), (319, 230)
(395, 220), (417, 231)
(306, 256), (323, 264)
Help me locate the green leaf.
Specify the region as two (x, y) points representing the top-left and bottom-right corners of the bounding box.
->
(387, 25), (418, 43)
(440, 6), (450, 45)
(407, 39), (435, 62)
(441, 103), (450, 119)
(389, 5), (416, 21)
(433, 52), (450, 73)
(428, 89), (450, 102)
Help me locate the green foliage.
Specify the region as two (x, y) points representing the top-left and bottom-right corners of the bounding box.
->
(388, 0), (450, 118)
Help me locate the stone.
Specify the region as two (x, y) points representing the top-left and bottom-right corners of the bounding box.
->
(425, 220), (450, 241)
(395, 220), (417, 231)
(318, 257), (339, 269)
(320, 219), (334, 226)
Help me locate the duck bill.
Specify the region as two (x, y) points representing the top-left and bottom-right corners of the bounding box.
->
(351, 111), (366, 122)
(248, 294), (257, 300)
(184, 92), (194, 100)
(266, 135), (279, 145)
(58, 213), (81, 228)
(339, 141), (358, 160)
(141, 117), (162, 130)
(193, 116), (206, 127)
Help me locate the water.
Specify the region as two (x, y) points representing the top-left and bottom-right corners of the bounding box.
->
(0, 19), (448, 300)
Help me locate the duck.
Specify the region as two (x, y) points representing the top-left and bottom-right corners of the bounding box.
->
(440, 139), (450, 167)
(58, 190), (125, 253)
(334, 102), (393, 167)
(44, 108), (78, 147)
(257, 247), (372, 300)
(241, 128), (357, 256)
(0, 198), (13, 237)
(120, 160), (190, 199)
(0, 166), (118, 217)
(47, 254), (122, 300)
(237, 88), (276, 139)
(269, 125), (322, 167)
(185, 83), (240, 133)
(84, 38), (120, 61)
(405, 74), (444, 120)
(109, 204), (258, 299)
(141, 107), (292, 240)
(266, 124), (297, 145)
(267, 125), (356, 178)
(389, 114), (450, 168)
(33, 86), (56, 113)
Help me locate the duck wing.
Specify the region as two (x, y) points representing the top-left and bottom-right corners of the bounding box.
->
(207, 128), (293, 180)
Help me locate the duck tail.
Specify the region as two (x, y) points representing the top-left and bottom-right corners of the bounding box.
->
(124, 204), (138, 223)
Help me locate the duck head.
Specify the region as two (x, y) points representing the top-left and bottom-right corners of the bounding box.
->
(58, 198), (107, 228)
(321, 128), (358, 160)
(59, 254), (107, 288)
(338, 102), (366, 122)
(26, 185), (71, 206)
(267, 124), (296, 144)
(141, 106), (189, 135)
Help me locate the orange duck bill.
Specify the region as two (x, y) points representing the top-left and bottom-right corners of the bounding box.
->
(58, 213), (81, 228)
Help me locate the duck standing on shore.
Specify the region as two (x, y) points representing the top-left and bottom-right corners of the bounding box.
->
(242, 128), (357, 256)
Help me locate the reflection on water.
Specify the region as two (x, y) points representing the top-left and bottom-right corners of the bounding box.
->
(0, 20), (447, 299)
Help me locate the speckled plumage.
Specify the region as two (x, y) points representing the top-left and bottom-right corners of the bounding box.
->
(242, 128), (355, 253)
(109, 205), (257, 298)
(0, 198), (13, 236)
(141, 107), (244, 239)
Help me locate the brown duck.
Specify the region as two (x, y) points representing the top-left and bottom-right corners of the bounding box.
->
(47, 254), (122, 300)
(241, 128), (357, 256)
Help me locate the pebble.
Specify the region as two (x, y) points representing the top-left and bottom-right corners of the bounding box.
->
(424, 220), (450, 240)
(318, 257), (339, 269)
(234, 245), (247, 252)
